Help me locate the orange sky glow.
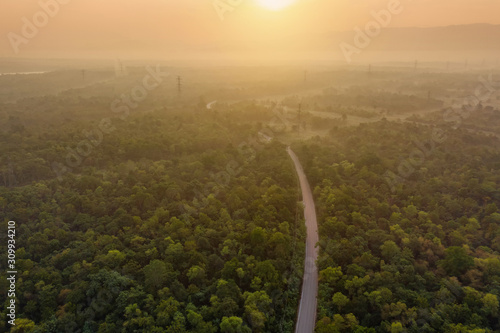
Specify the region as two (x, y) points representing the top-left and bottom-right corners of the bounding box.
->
(1, 0), (500, 62)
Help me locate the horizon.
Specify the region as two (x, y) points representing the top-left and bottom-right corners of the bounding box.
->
(2, 0), (500, 64)
(2, 1), (500, 333)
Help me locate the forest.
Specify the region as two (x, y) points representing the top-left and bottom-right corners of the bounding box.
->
(294, 114), (500, 332)
(1, 65), (500, 332)
(0, 80), (306, 332)
(3, 0), (500, 331)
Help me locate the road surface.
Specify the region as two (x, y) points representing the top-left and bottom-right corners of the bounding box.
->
(287, 147), (319, 333)
(206, 100), (217, 109)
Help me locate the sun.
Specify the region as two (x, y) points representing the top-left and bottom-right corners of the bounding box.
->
(255, 0), (297, 11)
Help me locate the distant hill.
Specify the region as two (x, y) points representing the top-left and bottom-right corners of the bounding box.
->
(3, 24), (499, 66)
(324, 23), (500, 63)
(199, 23), (500, 65)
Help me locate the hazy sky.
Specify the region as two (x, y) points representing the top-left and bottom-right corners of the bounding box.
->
(1, 0), (500, 60)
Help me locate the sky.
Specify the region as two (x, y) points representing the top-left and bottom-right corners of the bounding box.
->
(1, 0), (500, 62)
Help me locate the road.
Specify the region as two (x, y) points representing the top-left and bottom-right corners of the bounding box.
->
(287, 147), (319, 333)
(206, 100), (217, 109)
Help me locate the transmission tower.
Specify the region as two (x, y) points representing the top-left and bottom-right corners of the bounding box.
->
(298, 103), (302, 136)
(177, 76), (182, 95)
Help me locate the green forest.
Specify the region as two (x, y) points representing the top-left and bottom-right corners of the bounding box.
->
(1, 67), (500, 333)
(0, 101), (306, 332)
(294, 118), (500, 332)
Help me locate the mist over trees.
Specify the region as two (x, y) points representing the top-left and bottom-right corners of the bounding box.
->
(1, 64), (500, 332)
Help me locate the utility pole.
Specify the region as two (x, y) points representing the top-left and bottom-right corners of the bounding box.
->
(82, 69), (85, 81)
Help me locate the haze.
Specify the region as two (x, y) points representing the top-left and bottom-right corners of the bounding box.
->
(1, 0), (500, 64)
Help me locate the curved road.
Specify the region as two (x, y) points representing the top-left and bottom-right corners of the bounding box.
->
(206, 100), (217, 109)
(287, 147), (319, 333)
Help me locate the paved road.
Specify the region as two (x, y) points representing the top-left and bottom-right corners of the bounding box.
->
(206, 100), (217, 109)
(287, 147), (319, 333)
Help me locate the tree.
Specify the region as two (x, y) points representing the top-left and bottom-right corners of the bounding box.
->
(187, 265), (206, 284)
(86, 269), (132, 321)
(320, 266), (343, 286)
(440, 247), (474, 276)
(166, 312), (186, 333)
(220, 317), (251, 333)
(482, 293), (499, 316)
(11, 318), (35, 332)
(332, 292), (349, 312)
(144, 260), (168, 291)
(243, 291), (272, 332)
(380, 241), (400, 264)
(156, 297), (180, 326)
(390, 322), (404, 333)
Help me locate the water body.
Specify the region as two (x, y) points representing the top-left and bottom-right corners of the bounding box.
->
(0, 72), (47, 76)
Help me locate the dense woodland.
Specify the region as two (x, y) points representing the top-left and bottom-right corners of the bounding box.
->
(1, 67), (500, 332)
(294, 114), (500, 332)
(0, 92), (306, 332)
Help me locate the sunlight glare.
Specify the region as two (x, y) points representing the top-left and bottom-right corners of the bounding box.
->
(255, 0), (297, 11)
